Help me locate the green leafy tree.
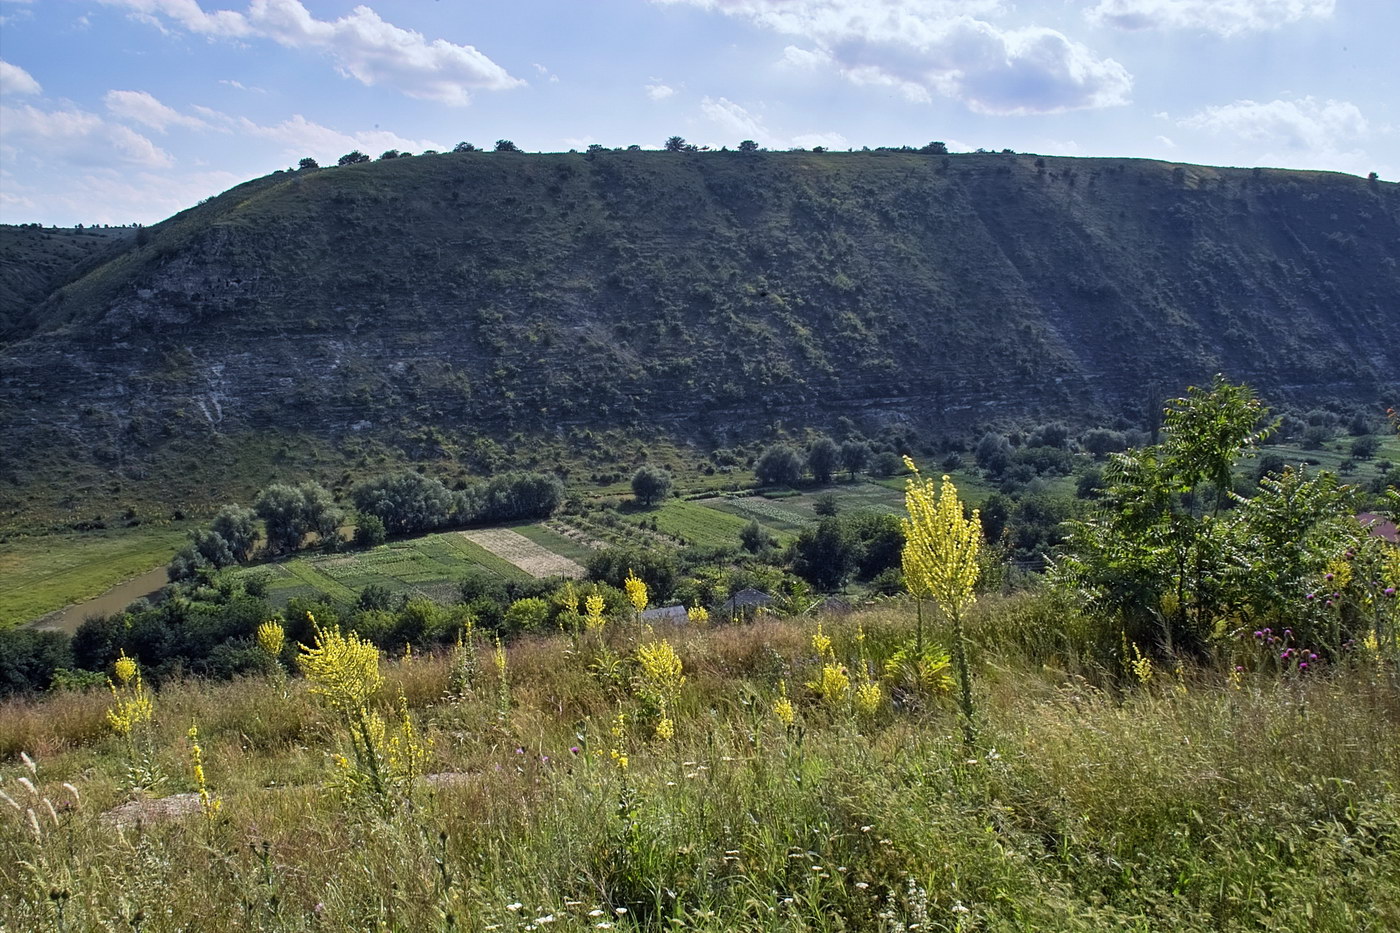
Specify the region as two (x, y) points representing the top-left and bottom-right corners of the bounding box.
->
(755, 444), (803, 486)
(352, 471), (454, 536)
(211, 505), (258, 562)
(664, 135), (696, 152)
(807, 436), (841, 485)
(452, 141), (478, 153)
(353, 512), (387, 548)
(789, 517), (858, 591)
(840, 439), (871, 479)
(737, 139), (759, 153)
(494, 139), (519, 152)
(631, 465), (673, 506)
(1054, 376), (1275, 655)
(297, 157), (319, 171)
(337, 150), (369, 165)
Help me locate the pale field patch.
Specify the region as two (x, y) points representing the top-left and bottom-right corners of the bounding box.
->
(459, 528), (586, 579)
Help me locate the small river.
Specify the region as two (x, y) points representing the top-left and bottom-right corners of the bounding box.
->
(28, 566), (170, 635)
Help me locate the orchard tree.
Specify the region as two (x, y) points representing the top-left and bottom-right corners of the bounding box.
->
(755, 444), (804, 487)
(211, 505), (259, 562)
(840, 440), (871, 479)
(631, 465), (673, 506)
(807, 436), (841, 485)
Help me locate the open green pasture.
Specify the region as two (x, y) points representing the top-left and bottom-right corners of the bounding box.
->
(0, 525), (189, 628)
(227, 530), (532, 609)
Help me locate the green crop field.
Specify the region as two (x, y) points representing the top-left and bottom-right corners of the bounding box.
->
(624, 499), (756, 549)
(227, 529), (535, 609)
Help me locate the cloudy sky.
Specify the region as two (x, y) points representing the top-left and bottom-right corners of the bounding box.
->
(1, 0), (1394, 226)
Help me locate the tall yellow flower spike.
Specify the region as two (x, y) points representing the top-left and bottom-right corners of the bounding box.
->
(624, 570), (649, 613)
(256, 621), (285, 659)
(187, 723), (221, 822)
(902, 457), (982, 746)
(584, 592), (607, 632)
(106, 654), (154, 737)
(297, 625), (383, 715)
(113, 651), (137, 686)
(901, 459), (982, 617)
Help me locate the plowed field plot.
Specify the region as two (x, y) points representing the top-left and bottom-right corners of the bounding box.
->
(460, 528), (586, 579)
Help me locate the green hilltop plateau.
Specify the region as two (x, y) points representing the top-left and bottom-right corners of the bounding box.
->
(1, 150), (1397, 529)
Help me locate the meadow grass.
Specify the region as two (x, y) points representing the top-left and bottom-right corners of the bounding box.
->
(0, 526), (189, 628)
(2, 597), (1396, 931)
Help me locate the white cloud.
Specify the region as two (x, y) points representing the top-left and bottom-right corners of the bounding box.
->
(0, 59), (42, 95)
(101, 0), (252, 36)
(1180, 96), (1366, 150)
(105, 89), (209, 131)
(219, 78), (265, 92)
(791, 131), (848, 149)
(217, 110), (444, 157)
(103, 0), (523, 105)
(646, 83), (675, 100)
(652, 0), (1130, 114)
(1155, 134), (1176, 148)
(0, 166), (243, 226)
(780, 45), (832, 68)
(0, 102), (172, 168)
(701, 96), (775, 145)
(1085, 0), (1334, 37)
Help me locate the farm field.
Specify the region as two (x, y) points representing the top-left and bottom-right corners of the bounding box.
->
(227, 530), (534, 609)
(0, 525), (190, 628)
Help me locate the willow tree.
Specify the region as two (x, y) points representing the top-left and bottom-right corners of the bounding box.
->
(902, 458), (982, 745)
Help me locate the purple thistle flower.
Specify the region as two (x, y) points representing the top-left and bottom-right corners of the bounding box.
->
(1299, 662), (1309, 670)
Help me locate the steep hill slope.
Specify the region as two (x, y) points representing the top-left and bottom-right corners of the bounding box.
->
(0, 224), (136, 338)
(1, 151), (1397, 526)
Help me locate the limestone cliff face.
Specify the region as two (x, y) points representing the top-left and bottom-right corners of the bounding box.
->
(2, 152), (1397, 477)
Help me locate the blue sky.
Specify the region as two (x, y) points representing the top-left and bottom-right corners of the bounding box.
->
(2, 0), (1395, 226)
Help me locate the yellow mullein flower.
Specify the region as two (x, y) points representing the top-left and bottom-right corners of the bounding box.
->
(654, 717), (675, 741)
(687, 606), (709, 626)
(901, 461), (982, 617)
(561, 580), (580, 616)
(811, 621), (833, 660)
(187, 723), (220, 822)
(584, 592), (607, 632)
(902, 458), (982, 745)
(256, 621), (285, 659)
(1129, 643), (1153, 685)
(854, 681), (883, 718)
(807, 664), (850, 707)
(106, 657), (154, 737)
(774, 680), (796, 727)
(297, 625), (382, 716)
(624, 570), (648, 613)
(609, 712), (629, 772)
(114, 651), (137, 686)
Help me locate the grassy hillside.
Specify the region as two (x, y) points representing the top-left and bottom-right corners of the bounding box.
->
(0, 224), (135, 338)
(1, 151), (1396, 530)
(2, 599), (1397, 931)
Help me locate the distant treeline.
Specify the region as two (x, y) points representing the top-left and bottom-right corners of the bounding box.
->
(168, 470), (564, 581)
